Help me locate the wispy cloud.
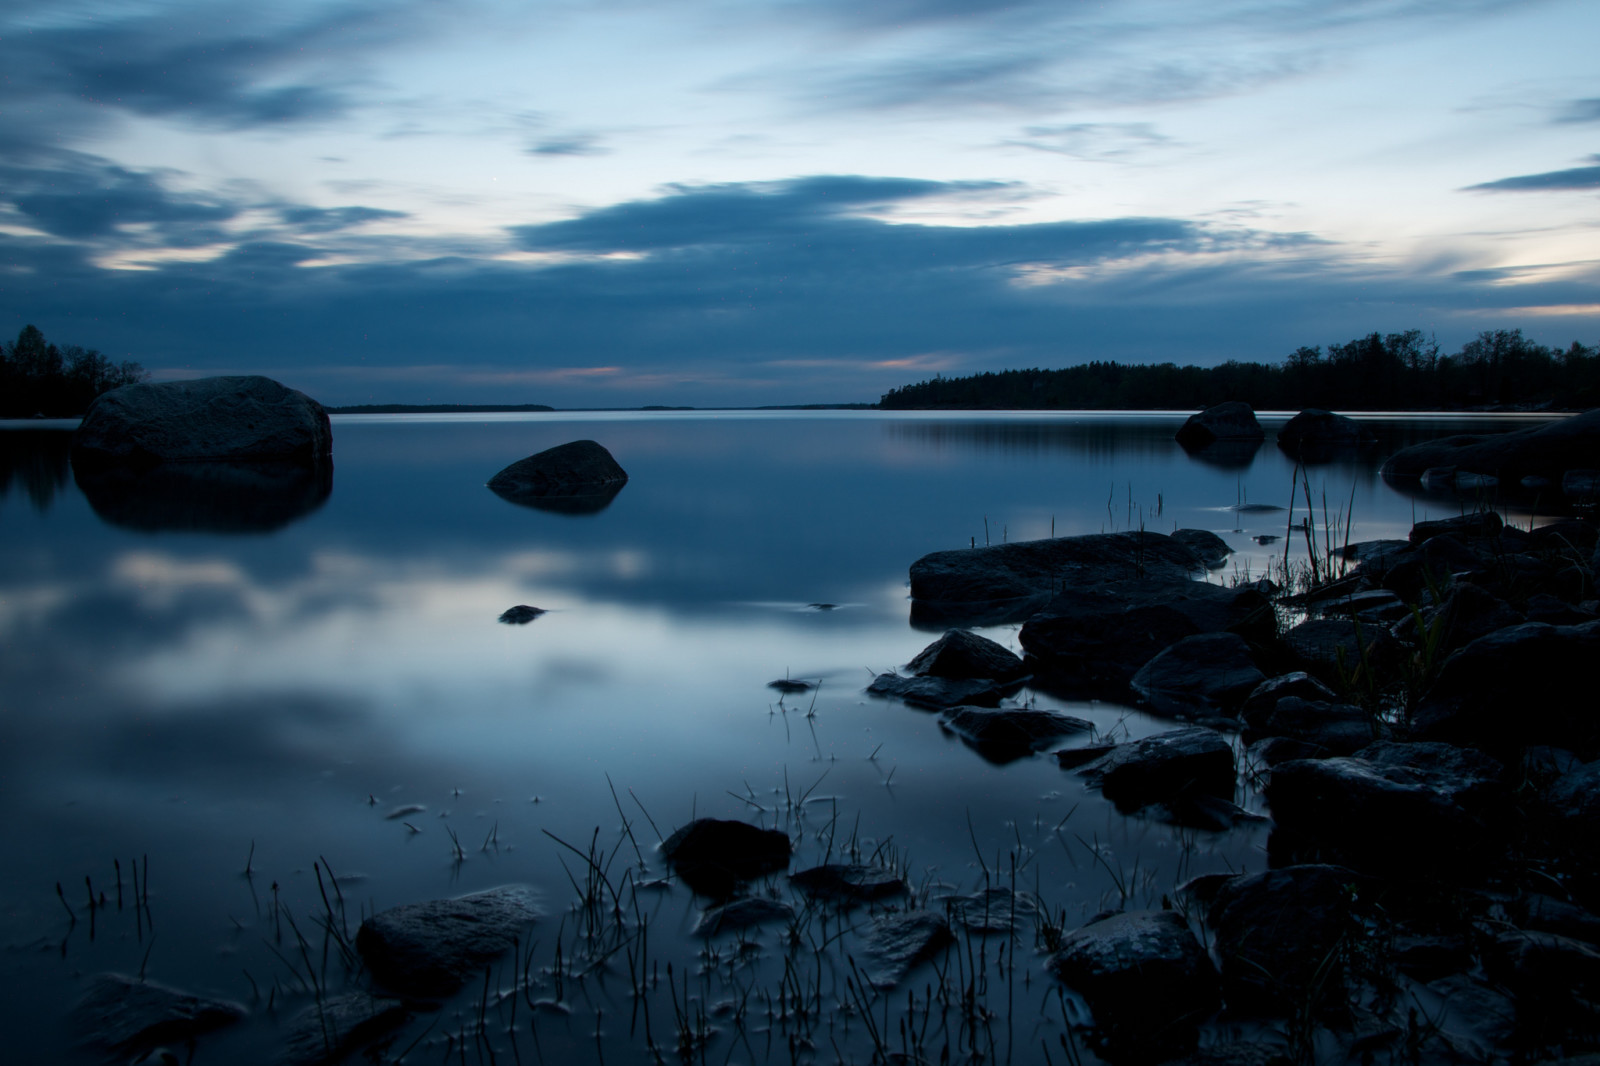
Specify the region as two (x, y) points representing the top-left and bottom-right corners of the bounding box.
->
(1464, 156), (1600, 192)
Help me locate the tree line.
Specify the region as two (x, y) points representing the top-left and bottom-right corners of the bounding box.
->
(878, 329), (1600, 411)
(1, 325), (149, 417)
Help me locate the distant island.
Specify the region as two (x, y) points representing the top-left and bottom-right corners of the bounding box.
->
(325, 403), (557, 414)
(879, 329), (1600, 411)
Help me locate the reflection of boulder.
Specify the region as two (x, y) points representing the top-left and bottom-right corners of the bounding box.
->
(488, 440), (628, 515)
(1181, 437), (1262, 469)
(74, 460), (332, 533)
(73, 375), (332, 465)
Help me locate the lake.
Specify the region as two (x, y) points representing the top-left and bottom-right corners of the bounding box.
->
(0, 409), (1562, 1064)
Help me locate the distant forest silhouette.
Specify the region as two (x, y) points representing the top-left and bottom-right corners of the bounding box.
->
(879, 329), (1600, 411)
(0, 324), (149, 417)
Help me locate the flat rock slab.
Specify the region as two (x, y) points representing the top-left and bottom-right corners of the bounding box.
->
(945, 887), (1039, 934)
(1074, 727), (1236, 811)
(662, 818), (792, 898)
(938, 706), (1092, 764)
(283, 992), (407, 1066)
(488, 440), (628, 511)
(1050, 910), (1218, 1062)
(866, 672), (1008, 709)
(1382, 409), (1600, 483)
(72, 375), (332, 466)
(1130, 631), (1265, 717)
(72, 973), (245, 1054)
(860, 911), (954, 988)
(694, 897), (795, 936)
(907, 628), (1027, 682)
(789, 864), (906, 903)
(356, 885), (538, 998)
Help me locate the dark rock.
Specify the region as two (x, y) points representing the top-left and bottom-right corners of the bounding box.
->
(1382, 409), (1600, 484)
(71, 973), (245, 1054)
(499, 605), (545, 624)
(283, 992), (407, 1066)
(1239, 672), (1339, 723)
(1409, 511), (1504, 546)
(488, 440), (628, 512)
(1175, 402), (1265, 446)
(866, 672), (1009, 710)
(1391, 935), (1473, 983)
(1241, 695), (1378, 754)
(1315, 588), (1407, 622)
(356, 886), (538, 997)
(1170, 529), (1233, 569)
(1425, 584), (1523, 657)
(789, 864), (906, 903)
(1141, 793), (1263, 832)
(1208, 864), (1364, 1010)
(1515, 894), (1600, 946)
(72, 375), (332, 466)
(1485, 929), (1600, 1036)
(73, 459), (332, 533)
(1412, 621), (1600, 757)
(1074, 727), (1235, 811)
(1337, 539), (1410, 566)
(661, 819), (791, 898)
(1543, 760), (1600, 850)
(1049, 910), (1219, 1062)
(1020, 579), (1274, 694)
(907, 629), (1027, 683)
(939, 706), (1092, 764)
(946, 887), (1039, 934)
(860, 911), (953, 988)
(1524, 592), (1596, 626)
(1276, 409), (1376, 455)
(1054, 742), (1115, 769)
(693, 897), (795, 936)
(1282, 617), (1402, 682)
(767, 678), (814, 694)
(1247, 736), (1333, 768)
(1129, 632), (1265, 717)
(1264, 742), (1504, 871)
(1528, 518), (1600, 555)
(908, 531), (1207, 625)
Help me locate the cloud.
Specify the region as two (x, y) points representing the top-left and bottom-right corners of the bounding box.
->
(2, 152), (239, 243)
(529, 134), (608, 157)
(1005, 122), (1174, 159)
(1555, 99), (1600, 124)
(279, 205), (411, 233)
(1464, 157), (1600, 192)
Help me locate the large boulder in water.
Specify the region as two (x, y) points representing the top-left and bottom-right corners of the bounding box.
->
(1276, 408), (1375, 456)
(1382, 409), (1600, 485)
(488, 440), (628, 513)
(1175, 402), (1265, 447)
(72, 376), (332, 466)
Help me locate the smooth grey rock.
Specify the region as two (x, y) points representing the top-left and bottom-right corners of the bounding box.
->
(1241, 695), (1377, 754)
(789, 864), (906, 903)
(487, 440), (627, 511)
(860, 911), (953, 988)
(1130, 632), (1265, 717)
(1049, 910), (1218, 1062)
(356, 885), (538, 997)
(1208, 864), (1364, 1010)
(72, 973), (245, 1054)
(938, 706), (1092, 764)
(661, 818), (791, 898)
(1175, 402), (1264, 446)
(693, 897), (795, 936)
(1073, 727), (1235, 811)
(1170, 528), (1234, 569)
(1277, 408), (1375, 454)
(283, 992), (407, 1066)
(499, 605), (545, 624)
(74, 459), (331, 533)
(866, 672), (1009, 710)
(72, 375), (332, 466)
(946, 887), (1039, 934)
(907, 628), (1028, 683)
(1382, 409), (1600, 484)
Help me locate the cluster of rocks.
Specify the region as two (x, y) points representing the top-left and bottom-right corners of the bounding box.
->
(1175, 402), (1377, 468)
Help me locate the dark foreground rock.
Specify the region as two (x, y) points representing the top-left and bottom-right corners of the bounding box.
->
(1129, 632), (1265, 717)
(73, 459), (332, 533)
(356, 885), (538, 997)
(72, 375), (332, 466)
(1209, 864), (1366, 1011)
(866, 672), (1009, 709)
(1051, 910), (1219, 1062)
(789, 864), (906, 903)
(1282, 617), (1403, 682)
(1072, 727), (1236, 812)
(907, 628), (1028, 682)
(938, 706), (1092, 763)
(283, 992), (407, 1066)
(488, 440), (628, 513)
(72, 973), (245, 1054)
(1382, 408), (1600, 484)
(1276, 408), (1376, 456)
(661, 818), (791, 897)
(1175, 402), (1264, 447)
(1170, 529), (1233, 569)
(499, 604), (546, 624)
(1239, 672), (1339, 723)
(860, 911), (953, 988)
(1241, 695), (1378, 754)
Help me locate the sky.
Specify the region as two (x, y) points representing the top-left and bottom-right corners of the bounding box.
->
(1, 0), (1598, 407)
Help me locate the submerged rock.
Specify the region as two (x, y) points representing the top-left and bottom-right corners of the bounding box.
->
(1175, 402), (1265, 447)
(866, 672), (1010, 709)
(1382, 409), (1600, 484)
(907, 628), (1028, 682)
(1129, 632), (1265, 718)
(1049, 910), (1219, 1062)
(946, 887), (1039, 934)
(938, 706), (1092, 764)
(356, 885), (537, 997)
(283, 992), (407, 1066)
(488, 440), (628, 513)
(693, 897), (795, 936)
(789, 864), (906, 903)
(498, 605), (546, 624)
(661, 818), (791, 898)
(860, 911), (953, 988)
(72, 375), (332, 466)
(72, 973), (245, 1054)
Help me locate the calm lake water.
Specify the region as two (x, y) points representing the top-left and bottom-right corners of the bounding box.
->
(0, 410), (1562, 1064)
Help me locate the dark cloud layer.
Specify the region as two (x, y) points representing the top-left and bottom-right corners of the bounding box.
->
(1465, 156), (1600, 192)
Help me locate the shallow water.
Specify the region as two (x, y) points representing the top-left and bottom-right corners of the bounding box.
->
(0, 410), (1562, 1064)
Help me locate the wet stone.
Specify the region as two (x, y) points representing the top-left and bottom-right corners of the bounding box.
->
(1075, 727), (1236, 811)
(71, 973), (246, 1054)
(789, 864), (906, 903)
(355, 885), (538, 998)
(1128, 631), (1264, 718)
(860, 911), (954, 989)
(1208, 864), (1365, 1011)
(661, 818), (792, 898)
(498, 605), (545, 624)
(938, 705), (1092, 764)
(865, 672), (1009, 710)
(907, 628), (1028, 683)
(283, 992), (407, 1066)
(693, 897), (795, 936)
(945, 887), (1039, 934)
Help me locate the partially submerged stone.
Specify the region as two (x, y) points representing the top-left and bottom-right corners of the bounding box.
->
(693, 897), (795, 936)
(907, 628), (1028, 683)
(1382, 409), (1600, 484)
(1129, 632), (1265, 718)
(938, 706), (1092, 764)
(1170, 528), (1233, 569)
(283, 992), (407, 1066)
(488, 440), (628, 512)
(1174, 402), (1264, 446)
(71, 973), (245, 1054)
(789, 864), (906, 903)
(661, 818), (791, 898)
(866, 672), (1009, 710)
(946, 886), (1039, 934)
(499, 604), (546, 624)
(860, 911), (953, 988)
(1072, 727), (1236, 811)
(1241, 695), (1378, 755)
(356, 885), (537, 997)
(1276, 408), (1375, 455)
